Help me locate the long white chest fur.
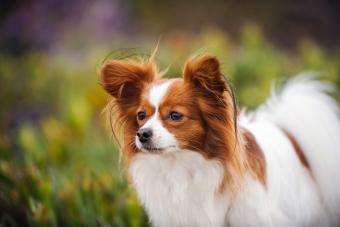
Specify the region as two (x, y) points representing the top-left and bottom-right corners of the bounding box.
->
(129, 151), (229, 227)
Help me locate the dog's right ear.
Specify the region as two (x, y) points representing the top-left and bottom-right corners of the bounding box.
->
(101, 60), (157, 107)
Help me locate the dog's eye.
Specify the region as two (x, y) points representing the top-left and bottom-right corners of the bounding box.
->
(137, 111), (146, 120)
(169, 111), (182, 121)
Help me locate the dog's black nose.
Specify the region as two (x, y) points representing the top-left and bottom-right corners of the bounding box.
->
(137, 128), (152, 143)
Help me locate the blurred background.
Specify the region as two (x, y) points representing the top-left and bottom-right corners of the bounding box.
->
(0, 0), (340, 226)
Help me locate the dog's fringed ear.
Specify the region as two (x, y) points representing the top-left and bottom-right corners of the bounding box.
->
(101, 60), (157, 106)
(183, 55), (227, 95)
(183, 55), (240, 174)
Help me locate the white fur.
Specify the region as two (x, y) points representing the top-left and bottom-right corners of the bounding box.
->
(148, 81), (173, 107)
(129, 151), (229, 227)
(254, 74), (340, 226)
(232, 120), (327, 227)
(129, 74), (340, 227)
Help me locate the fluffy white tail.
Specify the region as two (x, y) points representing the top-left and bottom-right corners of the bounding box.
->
(259, 73), (340, 225)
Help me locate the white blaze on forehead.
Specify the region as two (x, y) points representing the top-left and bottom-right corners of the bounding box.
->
(148, 80), (174, 108)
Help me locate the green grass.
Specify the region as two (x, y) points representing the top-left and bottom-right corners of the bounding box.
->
(0, 25), (339, 226)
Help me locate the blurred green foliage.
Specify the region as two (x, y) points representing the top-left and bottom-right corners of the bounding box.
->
(0, 26), (339, 226)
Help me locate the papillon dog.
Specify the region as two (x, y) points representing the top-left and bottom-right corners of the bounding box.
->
(100, 53), (340, 227)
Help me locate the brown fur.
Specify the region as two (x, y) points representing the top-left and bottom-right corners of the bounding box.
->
(242, 128), (267, 186)
(101, 59), (158, 160)
(281, 129), (312, 173)
(183, 55), (250, 194)
(159, 80), (206, 152)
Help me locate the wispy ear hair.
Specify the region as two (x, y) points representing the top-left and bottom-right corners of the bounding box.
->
(223, 75), (238, 136)
(101, 48), (139, 65)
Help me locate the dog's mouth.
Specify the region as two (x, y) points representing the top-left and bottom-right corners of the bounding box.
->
(141, 145), (176, 153)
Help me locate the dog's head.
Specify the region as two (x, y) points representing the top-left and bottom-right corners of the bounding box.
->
(101, 55), (237, 162)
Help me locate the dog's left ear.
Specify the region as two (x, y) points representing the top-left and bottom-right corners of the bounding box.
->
(183, 55), (227, 95)
(183, 55), (239, 167)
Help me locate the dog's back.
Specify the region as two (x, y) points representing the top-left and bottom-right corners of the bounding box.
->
(257, 74), (340, 226)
